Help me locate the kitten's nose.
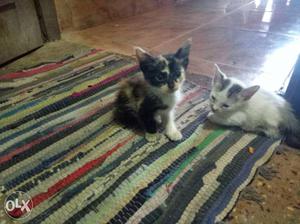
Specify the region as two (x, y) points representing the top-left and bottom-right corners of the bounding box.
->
(168, 82), (175, 90)
(211, 105), (218, 112)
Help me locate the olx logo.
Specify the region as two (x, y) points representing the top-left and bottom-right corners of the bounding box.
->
(4, 191), (33, 219)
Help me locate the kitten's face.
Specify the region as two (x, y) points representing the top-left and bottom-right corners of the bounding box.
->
(210, 84), (242, 113)
(135, 39), (191, 94)
(210, 65), (260, 113)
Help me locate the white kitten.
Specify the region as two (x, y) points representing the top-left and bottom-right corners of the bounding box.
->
(208, 64), (300, 139)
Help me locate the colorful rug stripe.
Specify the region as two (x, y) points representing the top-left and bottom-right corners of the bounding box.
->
(0, 49), (102, 80)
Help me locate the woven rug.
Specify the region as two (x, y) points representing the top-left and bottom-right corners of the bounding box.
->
(0, 49), (280, 224)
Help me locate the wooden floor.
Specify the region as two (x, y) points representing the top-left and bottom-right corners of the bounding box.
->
(62, 0), (300, 91)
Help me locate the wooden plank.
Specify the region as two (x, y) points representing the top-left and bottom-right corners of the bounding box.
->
(34, 0), (60, 41)
(0, 0), (43, 65)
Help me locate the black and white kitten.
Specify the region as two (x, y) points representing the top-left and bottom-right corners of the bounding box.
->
(208, 64), (300, 141)
(115, 39), (191, 141)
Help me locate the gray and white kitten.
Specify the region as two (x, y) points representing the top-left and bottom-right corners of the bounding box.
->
(208, 64), (300, 139)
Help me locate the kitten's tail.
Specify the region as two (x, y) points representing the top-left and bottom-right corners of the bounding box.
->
(282, 105), (300, 149)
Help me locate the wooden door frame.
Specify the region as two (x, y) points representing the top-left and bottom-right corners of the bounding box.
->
(0, 0), (61, 42)
(34, 0), (60, 41)
(0, 0), (60, 65)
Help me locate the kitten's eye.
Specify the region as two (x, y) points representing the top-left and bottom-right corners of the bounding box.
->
(211, 96), (216, 101)
(222, 104), (229, 109)
(155, 73), (166, 82)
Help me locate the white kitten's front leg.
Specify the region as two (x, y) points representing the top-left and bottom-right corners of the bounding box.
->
(208, 112), (223, 124)
(207, 112), (215, 121)
(163, 110), (182, 141)
(264, 127), (280, 139)
(208, 112), (232, 126)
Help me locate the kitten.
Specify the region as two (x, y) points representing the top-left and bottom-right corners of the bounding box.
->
(208, 64), (300, 140)
(114, 39), (191, 141)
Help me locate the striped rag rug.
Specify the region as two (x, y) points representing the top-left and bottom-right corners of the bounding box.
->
(0, 49), (280, 224)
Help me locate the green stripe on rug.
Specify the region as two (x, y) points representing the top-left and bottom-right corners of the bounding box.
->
(165, 129), (225, 185)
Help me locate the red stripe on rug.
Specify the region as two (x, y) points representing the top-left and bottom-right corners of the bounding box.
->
(71, 64), (139, 98)
(0, 65), (138, 163)
(0, 49), (102, 80)
(8, 135), (135, 218)
(0, 104), (109, 165)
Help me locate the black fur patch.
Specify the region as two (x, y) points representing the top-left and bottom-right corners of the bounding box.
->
(227, 84), (243, 98)
(139, 54), (184, 90)
(114, 91), (142, 131)
(138, 95), (167, 133)
(114, 80), (168, 133)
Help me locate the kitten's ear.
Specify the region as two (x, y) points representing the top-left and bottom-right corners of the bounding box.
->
(240, 85), (260, 100)
(175, 39), (192, 68)
(175, 38), (192, 59)
(135, 47), (155, 63)
(213, 64), (227, 89)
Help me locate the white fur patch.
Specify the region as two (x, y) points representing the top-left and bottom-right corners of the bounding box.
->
(166, 124), (182, 141)
(165, 109), (182, 141)
(159, 56), (170, 75)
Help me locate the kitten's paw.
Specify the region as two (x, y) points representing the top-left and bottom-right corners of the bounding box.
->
(264, 128), (280, 139)
(145, 133), (160, 142)
(207, 112), (216, 122)
(154, 114), (162, 124)
(208, 111), (214, 117)
(166, 128), (182, 141)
